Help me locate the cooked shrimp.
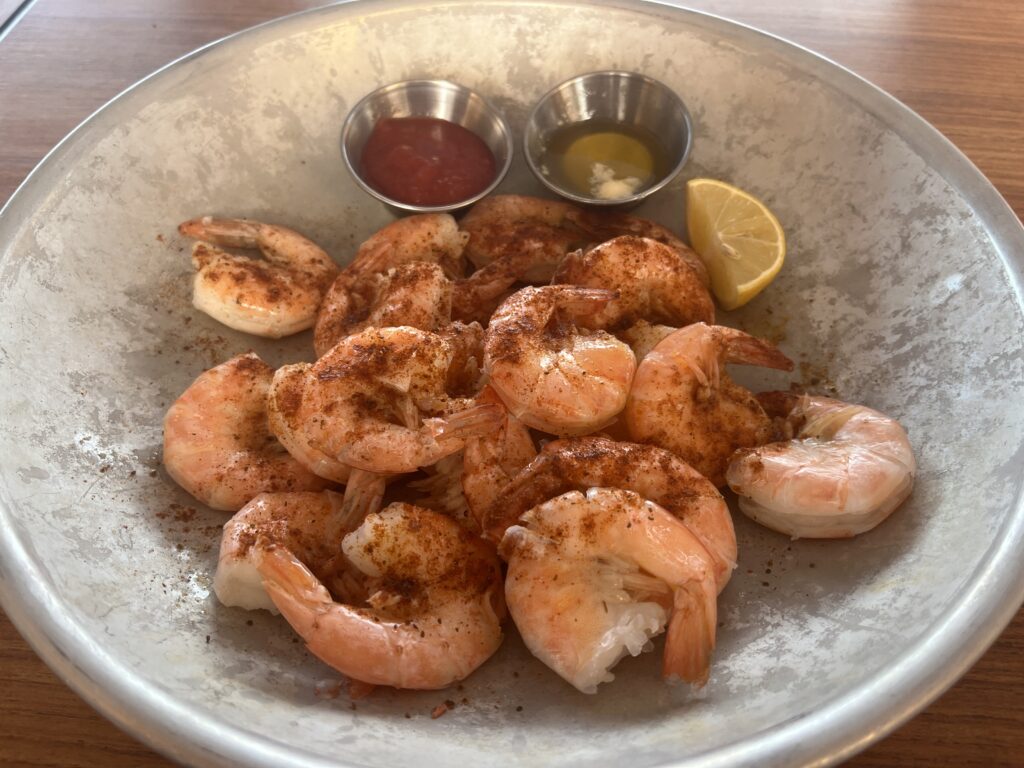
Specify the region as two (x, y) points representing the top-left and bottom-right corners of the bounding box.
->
(179, 217), (339, 338)
(162, 353), (331, 511)
(436, 321), (485, 397)
(346, 213), (468, 279)
(568, 209), (710, 287)
(266, 363), (352, 484)
(273, 326), (503, 474)
(625, 323), (794, 486)
(483, 286), (637, 435)
(726, 392), (916, 538)
(483, 436), (735, 591)
(313, 261), (453, 357)
(553, 236), (714, 330)
(460, 194), (590, 283)
(462, 385), (537, 529)
(256, 503), (505, 689)
(213, 477), (384, 612)
(500, 488), (718, 693)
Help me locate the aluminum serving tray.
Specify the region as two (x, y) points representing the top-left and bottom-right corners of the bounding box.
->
(1, 2), (1022, 767)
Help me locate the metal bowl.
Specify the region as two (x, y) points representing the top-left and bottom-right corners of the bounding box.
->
(0, 2), (1023, 768)
(524, 70), (693, 206)
(341, 79), (513, 214)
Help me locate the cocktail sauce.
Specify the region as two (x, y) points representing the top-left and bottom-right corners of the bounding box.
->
(360, 117), (496, 207)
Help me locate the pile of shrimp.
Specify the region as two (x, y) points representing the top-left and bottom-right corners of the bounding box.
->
(163, 197), (916, 697)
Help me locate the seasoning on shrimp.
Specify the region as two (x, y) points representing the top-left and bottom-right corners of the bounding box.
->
(625, 323), (793, 486)
(726, 392), (916, 538)
(552, 235), (714, 330)
(501, 488), (718, 693)
(257, 503), (506, 690)
(162, 352), (331, 511)
(277, 326), (503, 474)
(345, 212), (468, 279)
(484, 436), (736, 592)
(179, 217), (339, 338)
(483, 285), (637, 436)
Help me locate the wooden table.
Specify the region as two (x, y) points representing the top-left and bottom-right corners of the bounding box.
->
(1, 1), (1022, 765)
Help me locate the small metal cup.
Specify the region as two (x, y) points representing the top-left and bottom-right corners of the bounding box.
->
(341, 79), (513, 214)
(524, 71), (693, 207)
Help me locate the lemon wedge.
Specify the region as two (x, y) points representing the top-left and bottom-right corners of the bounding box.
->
(686, 178), (785, 310)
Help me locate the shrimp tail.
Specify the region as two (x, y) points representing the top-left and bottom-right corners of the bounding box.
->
(179, 216), (260, 248)
(429, 403), (504, 441)
(256, 545), (333, 636)
(720, 327), (794, 371)
(336, 469), (387, 535)
(557, 286), (620, 312)
(662, 577), (717, 688)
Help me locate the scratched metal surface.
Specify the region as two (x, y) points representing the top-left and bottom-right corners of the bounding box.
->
(0, 1), (1022, 767)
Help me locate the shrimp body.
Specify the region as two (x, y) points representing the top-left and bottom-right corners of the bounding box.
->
(272, 326), (502, 474)
(568, 209), (710, 287)
(484, 436), (736, 592)
(460, 194), (590, 283)
(484, 286), (637, 435)
(162, 353), (330, 511)
(500, 488), (718, 693)
(257, 503), (505, 689)
(347, 213), (468, 279)
(726, 393), (916, 538)
(215, 489), (376, 612)
(314, 261), (453, 357)
(625, 323), (793, 486)
(553, 236), (714, 330)
(179, 217), (339, 338)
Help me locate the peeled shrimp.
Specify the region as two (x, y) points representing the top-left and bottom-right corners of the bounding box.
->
(500, 488), (718, 693)
(625, 323), (793, 486)
(726, 392), (916, 538)
(553, 236), (714, 330)
(256, 502), (505, 689)
(270, 326), (502, 474)
(618, 320), (677, 361)
(483, 286), (637, 435)
(568, 209), (710, 287)
(179, 217), (339, 338)
(346, 213), (468, 279)
(314, 261), (453, 357)
(213, 479), (383, 612)
(462, 385), (537, 529)
(484, 436), (736, 592)
(460, 194), (590, 283)
(162, 353), (330, 511)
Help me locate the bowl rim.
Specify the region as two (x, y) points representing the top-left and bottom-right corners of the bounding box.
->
(339, 77), (515, 214)
(0, 1), (1023, 768)
(522, 69), (694, 206)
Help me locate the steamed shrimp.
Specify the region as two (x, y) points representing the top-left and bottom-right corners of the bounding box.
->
(162, 353), (330, 511)
(346, 213), (468, 279)
(460, 194), (591, 283)
(552, 236), (714, 330)
(726, 392), (916, 538)
(501, 488), (718, 693)
(568, 208), (710, 287)
(213, 478), (383, 612)
(625, 323), (793, 486)
(179, 217), (339, 338)
(483, 285), (637, 435)
(484, 436), (736, 592)
(257, 503), (505, 689)
(314, 261), (453, 357)
(269, 326), (502, 474)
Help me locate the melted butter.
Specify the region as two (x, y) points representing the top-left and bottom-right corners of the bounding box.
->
(541, 118), (671, 200)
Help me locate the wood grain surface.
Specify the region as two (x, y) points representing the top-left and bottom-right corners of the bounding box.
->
(1, 1), (1022, 766)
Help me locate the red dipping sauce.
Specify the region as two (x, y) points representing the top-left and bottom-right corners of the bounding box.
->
(360, 117), (497, 207)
